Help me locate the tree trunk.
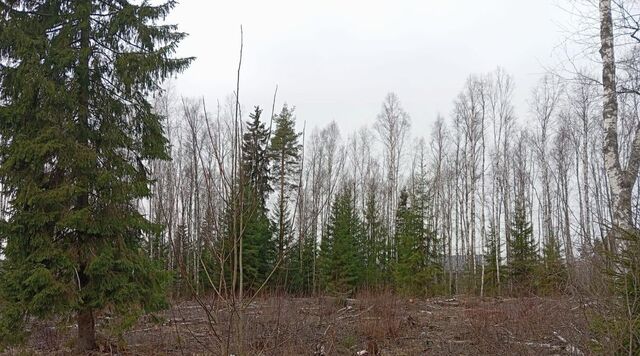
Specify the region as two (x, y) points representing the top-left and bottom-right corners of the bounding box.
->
(600, 0), (624, 242)
(599, 0), (640, 248)
(76, 307), (96, 351)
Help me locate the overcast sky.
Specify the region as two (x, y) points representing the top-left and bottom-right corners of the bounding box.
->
(167, 0), (581, 137)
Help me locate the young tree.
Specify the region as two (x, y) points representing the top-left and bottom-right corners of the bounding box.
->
(318, 187), (363, 295)
(0, 0), (192, 350)
(508, 200), (538, 294)
(483, 222), (503, 295)
(538, 233), (566, 295)
(393, 188), (427, 295)
(362, 181), (386, 288)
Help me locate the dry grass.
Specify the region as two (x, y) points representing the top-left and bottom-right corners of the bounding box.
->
(9, 294), (593, 355)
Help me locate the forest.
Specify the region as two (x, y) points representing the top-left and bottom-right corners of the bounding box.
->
(0, 0), (640, 355)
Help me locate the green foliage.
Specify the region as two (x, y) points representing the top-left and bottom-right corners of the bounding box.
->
(393, 188), (443, 296)
(241, 106), (276, 291)
(272, 199), (295, 283)
(270, 105), (302, 189)
(537, 234), (567, 295)
(242, 210), (276, 291)
(318, 187), (364, 295)
(0, 0), (191, 345)
(242, 106), (273, 206)
(287, 235), (317, 295)
(393, 189), (426, 295)
(269, 105), (301, 285)
(361, 185), (387, 288)
(507, 201), (538, 294)
(483, 223), (503, 294)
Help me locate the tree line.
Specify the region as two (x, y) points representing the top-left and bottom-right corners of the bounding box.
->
(148, 63), (629, 299)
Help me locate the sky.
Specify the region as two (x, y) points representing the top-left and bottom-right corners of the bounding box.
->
(166, 0), (583, 137)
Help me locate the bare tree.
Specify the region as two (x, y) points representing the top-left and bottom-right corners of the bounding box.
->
(530, 74), (564, 249)
(599, 0), (640, 250)
(375, 92), (411, 259)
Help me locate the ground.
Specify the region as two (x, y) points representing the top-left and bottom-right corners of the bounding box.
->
(9, 294), (592, 355)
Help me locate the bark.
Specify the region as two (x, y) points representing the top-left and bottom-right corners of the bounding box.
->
(76, 307), (96, 351)
(600, 0), (640, 247)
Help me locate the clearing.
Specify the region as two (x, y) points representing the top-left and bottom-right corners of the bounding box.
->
(16, 294), (592, 355)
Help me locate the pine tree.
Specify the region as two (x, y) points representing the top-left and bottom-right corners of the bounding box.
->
(0, 1), (192, 350)
(269, 104), (301, 285)
(507, 201), (538, 294)
(318, 187), (364, 295)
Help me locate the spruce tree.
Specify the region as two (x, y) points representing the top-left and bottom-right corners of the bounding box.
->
(240, 106), (275, 291)
(483, 222), (502, 294)
(362, 185), (386, 288)
(318, 187), (363, 295)
(507, 201), (538, 294)
(0, 1), (192, 350)
(412, 184), (443, 293)
(287, 234), (316, 295)
(393, 188), (427, 295)
(538, 233), (566, 294)
(242, 106), (272, 206)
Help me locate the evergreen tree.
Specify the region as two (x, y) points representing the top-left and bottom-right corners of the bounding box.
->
(0, 1), (192, 349)
(411, 185), (444, 293)
(240, 106), (275, 291)
(242, 106), (272, 206)
(393, 188), (427, 295)
(269, 104), (301, 284)
(362, 184), (386, 288)
(538, 233), (566, 294)
(483, 222), (502, 294)
(507, 201), (538, 294)
(318, 187), (363, 295)
(287, 234), (317, 295)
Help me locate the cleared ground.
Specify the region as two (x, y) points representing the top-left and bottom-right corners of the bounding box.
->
(14, 294), (592, 355)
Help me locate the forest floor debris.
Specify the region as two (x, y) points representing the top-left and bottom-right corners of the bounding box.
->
(12, 294), (592, 355)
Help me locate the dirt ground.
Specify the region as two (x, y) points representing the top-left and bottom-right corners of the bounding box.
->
(10, 294), (593, 355)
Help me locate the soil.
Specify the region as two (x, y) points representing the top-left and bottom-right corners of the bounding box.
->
(9, 294), (592, 355)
